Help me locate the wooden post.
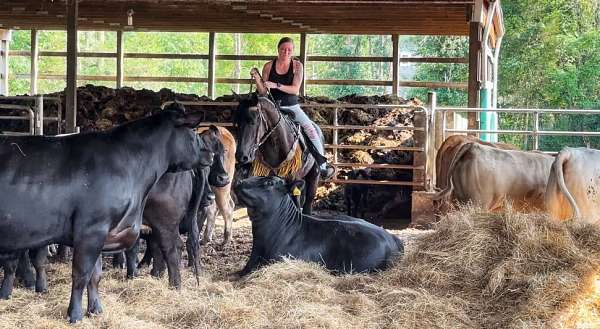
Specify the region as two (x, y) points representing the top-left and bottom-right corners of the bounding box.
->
(116, 30), (124, 88)
(299, 33), (307, 96)
(65, 0), (78, 133)
(468, 1), (483, 133)
(30, 29), (39, 95)
(392, 34), (399, 96)
(0, 30), (10, 96)
(427, 92), (437, 191)
(412, 109), (427, 191)
(410, 107), (435, 228)
(207, 32), (216, 99)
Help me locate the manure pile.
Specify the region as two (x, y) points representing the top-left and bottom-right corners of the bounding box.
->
(1, 208), (600, 329)
(0, 85), (421, 217)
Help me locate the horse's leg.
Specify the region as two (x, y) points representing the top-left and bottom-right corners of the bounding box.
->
(302, 164), (320, 215)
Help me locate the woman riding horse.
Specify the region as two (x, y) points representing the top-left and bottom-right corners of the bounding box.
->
(250, 37), (334, 180)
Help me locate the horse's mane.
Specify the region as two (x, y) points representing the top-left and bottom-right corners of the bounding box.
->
(233, 93), (279, 126)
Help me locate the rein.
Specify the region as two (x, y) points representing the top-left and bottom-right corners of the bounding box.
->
(245, 70), (303, 172)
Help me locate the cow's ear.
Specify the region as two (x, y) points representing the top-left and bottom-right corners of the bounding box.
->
(287, 180), (305, 196)
(176, 110), (204, 128)
(208, 124), (220, 136)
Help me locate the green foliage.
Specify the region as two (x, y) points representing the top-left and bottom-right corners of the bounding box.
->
(5, 0), (599, 152)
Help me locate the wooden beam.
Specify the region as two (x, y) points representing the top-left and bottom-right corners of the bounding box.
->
(392, 34), (399, 96)
(116, 30), (124, 88)
(207, 31), (216, 99)
(65, 0), (78, 133)
(299, 32), (307, 96)
(0, 30), (10, 96)
(467, 20), (481, 131)
(30, 29), (38, 95)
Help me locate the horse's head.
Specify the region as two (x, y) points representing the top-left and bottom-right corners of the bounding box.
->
(233, 92), (263, 164)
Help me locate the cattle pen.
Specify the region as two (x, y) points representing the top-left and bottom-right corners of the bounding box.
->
(3, 1), (600, 328)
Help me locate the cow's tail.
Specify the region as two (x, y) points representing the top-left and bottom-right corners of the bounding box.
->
(553, 149), (581, 219)
(184, 169), (203, 285)
(429, 142), (475, 201)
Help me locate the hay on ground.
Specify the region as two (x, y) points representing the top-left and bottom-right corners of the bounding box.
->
(2, 207), (600, 328)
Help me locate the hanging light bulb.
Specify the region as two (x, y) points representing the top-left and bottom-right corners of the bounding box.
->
(127, 9), (134, 26)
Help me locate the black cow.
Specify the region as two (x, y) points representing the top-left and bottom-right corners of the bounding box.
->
(234, 176), (404, 276)
(344, 168), (370, 218)
(0, 105), (215, 323)
(120, 145), (229, 288)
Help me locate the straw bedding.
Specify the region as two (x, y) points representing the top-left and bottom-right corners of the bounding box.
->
(1, 207), (600, 328)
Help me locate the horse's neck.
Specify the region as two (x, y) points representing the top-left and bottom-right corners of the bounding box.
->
(259, 101), (296, 167)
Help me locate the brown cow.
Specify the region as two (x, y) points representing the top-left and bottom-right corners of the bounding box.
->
(196, 126), (237, 245)
(545, 147), (600, 223)
(431, 142), (554, 212)
(436, 135), (517, 190)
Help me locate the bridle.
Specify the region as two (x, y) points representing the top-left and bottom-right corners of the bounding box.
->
(248, 97), (283, 155)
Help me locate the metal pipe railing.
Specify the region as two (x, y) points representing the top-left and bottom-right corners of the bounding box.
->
(162, 100), (427, 187)
(0, 95), (62, 135)
(0, 104), (35, 135)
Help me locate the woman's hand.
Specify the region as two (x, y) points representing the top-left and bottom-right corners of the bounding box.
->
(265, 81), (279, 89)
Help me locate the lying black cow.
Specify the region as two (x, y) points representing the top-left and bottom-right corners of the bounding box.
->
(234, 176), (404, 276)
(0, 104), (216, 323)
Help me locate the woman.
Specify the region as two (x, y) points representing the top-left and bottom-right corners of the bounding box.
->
(251, 37), (334, 180)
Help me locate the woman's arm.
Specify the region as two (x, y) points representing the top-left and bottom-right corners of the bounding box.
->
(277, 60), (303, 95)
(251, 62), (271, 96)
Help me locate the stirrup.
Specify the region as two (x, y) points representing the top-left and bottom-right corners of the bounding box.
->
(320, 164), (335, 180)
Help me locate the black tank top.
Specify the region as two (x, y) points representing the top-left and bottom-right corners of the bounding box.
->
(268, 59), (299, 106)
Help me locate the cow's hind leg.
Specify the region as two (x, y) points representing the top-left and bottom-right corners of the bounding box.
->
(125, 238), (140, 279)
(149, 237), (166, 278)
(32, 247), (48, 293)
(156, 228), (183, 288)
(0, 254), (19, 299)
(86, 256), (103, 315)
(67, 235), (104, 323)
(219, 193), (235, 246)
(201, 203), (218, 245)
(16, 250), (36, 290)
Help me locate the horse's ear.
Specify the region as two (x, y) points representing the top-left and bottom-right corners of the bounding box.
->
(232, 90), (241, 101)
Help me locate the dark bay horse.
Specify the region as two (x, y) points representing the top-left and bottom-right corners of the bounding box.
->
(234, 92), (320, 214)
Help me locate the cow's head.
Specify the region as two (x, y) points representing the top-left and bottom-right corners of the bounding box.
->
(201, 126), (230, 188)
(233, 92), (261, 165)
(234, 176), (304, 218)
(163, 102), (213, 172)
